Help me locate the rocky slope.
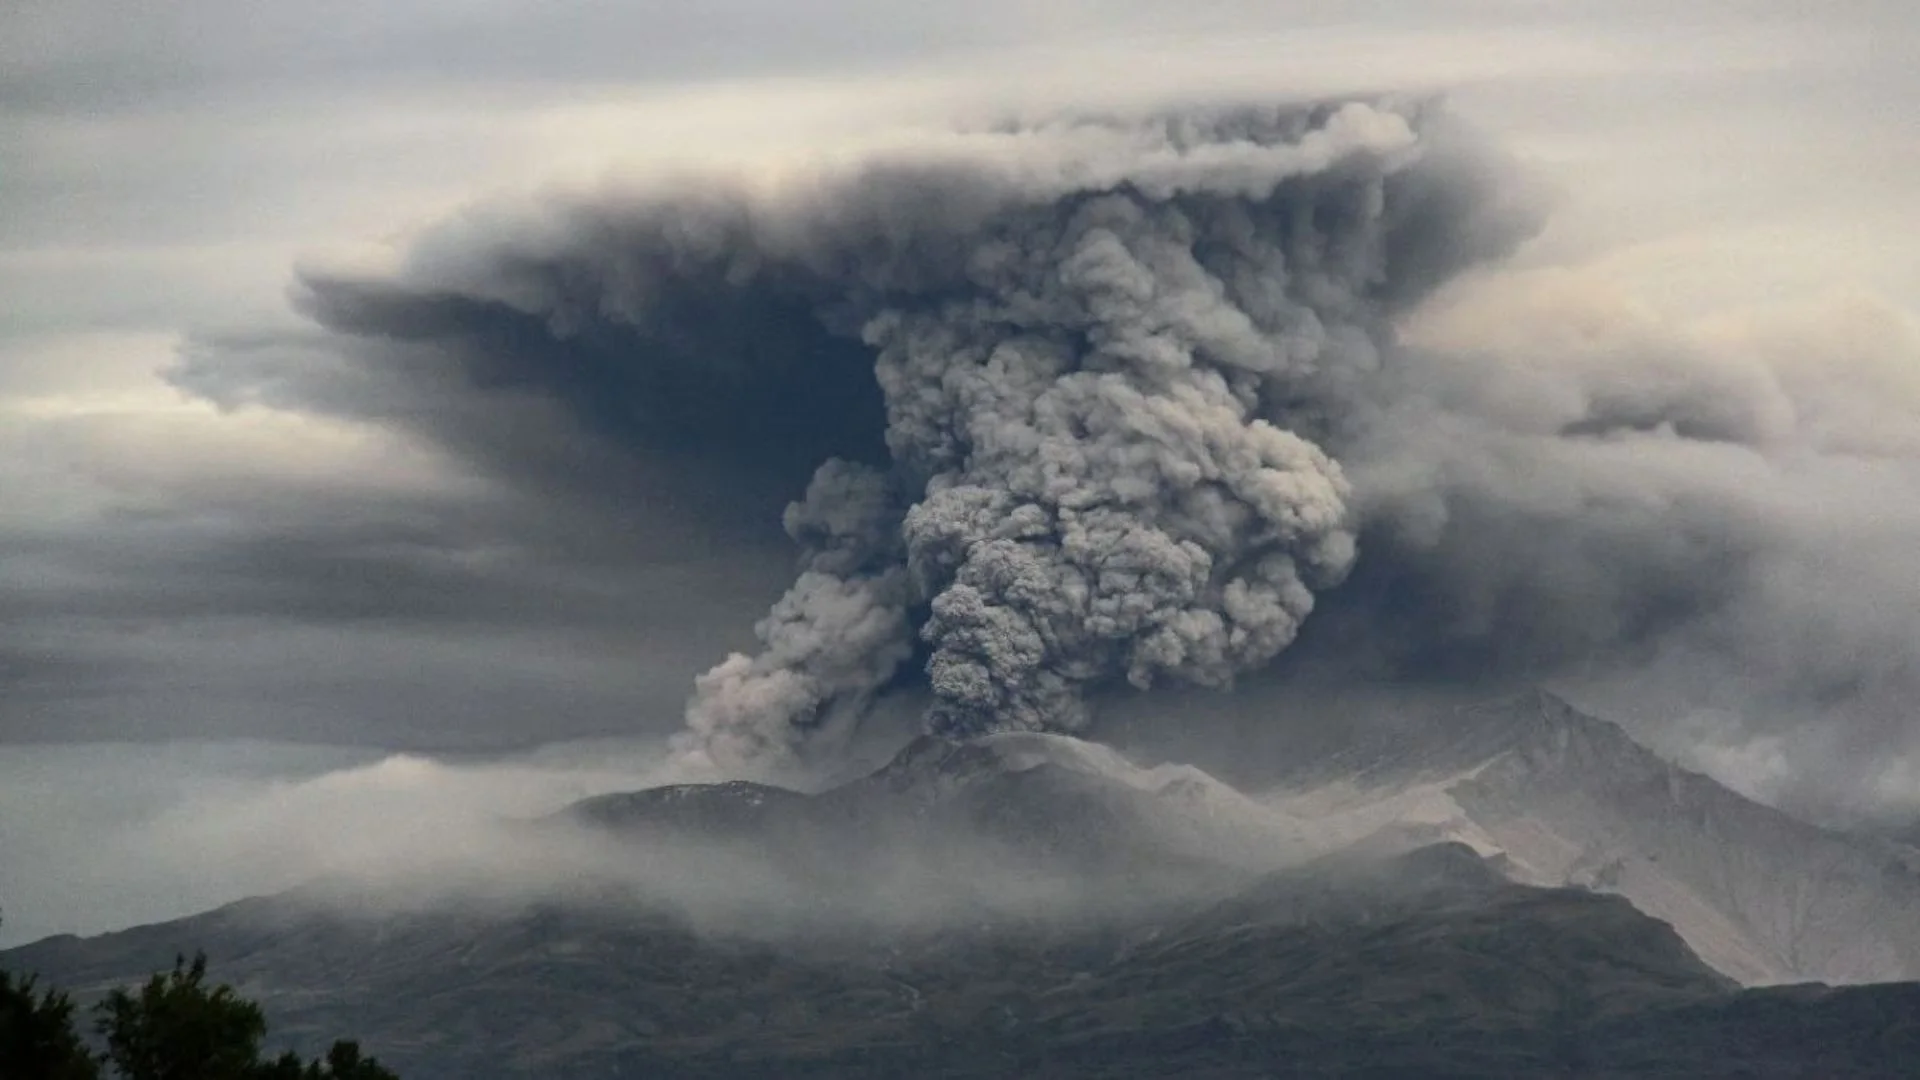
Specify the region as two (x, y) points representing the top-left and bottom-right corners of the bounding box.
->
(1254, 690), (1920, 985)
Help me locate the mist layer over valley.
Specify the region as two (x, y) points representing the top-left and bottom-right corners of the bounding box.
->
(11, 693), (1920, 986)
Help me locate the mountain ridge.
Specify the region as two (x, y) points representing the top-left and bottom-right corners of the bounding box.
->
(9, 692), (1920, 1076)
(509, 692), (1920, 985)
(1360, 690), (1920, 984)
(17, 840), (1905, 1079)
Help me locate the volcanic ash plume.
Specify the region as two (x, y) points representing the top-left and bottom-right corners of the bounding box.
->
(669, 100), (1491, 773)
(676, 460), (915, 771)
(167, 86), (1920, 815)
(194, 98), (1525, 775)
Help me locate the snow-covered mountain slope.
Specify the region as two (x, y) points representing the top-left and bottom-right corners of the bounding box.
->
(1256, 690), (1920, 986)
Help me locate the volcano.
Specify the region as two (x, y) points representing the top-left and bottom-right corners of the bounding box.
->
(8, 694), (1919, 1077)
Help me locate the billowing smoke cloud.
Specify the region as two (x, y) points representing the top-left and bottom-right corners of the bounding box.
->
(645, 99), (1521, 771)
(169, 97), (1543, 776)
(1325, 277), (1920, 821)
(177, 93), (1920, 818)
(676, 459), (914, 769)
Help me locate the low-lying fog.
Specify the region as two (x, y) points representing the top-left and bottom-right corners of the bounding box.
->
(0, 723), (1259, 949)
(0, 738), (694, 947)
(5, 677), (1915, 954)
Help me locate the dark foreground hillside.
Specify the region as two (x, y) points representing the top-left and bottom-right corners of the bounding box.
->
(9, 843), (1917, 1079)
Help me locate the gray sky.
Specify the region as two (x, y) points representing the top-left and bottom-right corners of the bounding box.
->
(2, 3), (1917, 784)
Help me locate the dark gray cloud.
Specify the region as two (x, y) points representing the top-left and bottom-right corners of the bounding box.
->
(1279, 278), (1920, 821)
(157, 93), (1920, 818)
(168, 100), (1552, 776)
(0, 388), (796, 746)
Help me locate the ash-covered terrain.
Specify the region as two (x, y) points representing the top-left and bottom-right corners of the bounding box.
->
(9, 693), (1919, 1078)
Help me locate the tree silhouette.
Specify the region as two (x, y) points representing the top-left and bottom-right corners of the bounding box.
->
(0, 965), (102, 1080)
(253, 1039), (404, 1080)
(95, 953), (271, 1080)
(1, 914), (397, 1080)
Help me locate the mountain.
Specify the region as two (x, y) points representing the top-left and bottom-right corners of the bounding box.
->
(559, 730), (1309, 927)
(7, 710), (1920, 1077)
(570, 730), (1295, 856)
(12, 841), (1918, 1079)
(1251, 690), (1920, 985)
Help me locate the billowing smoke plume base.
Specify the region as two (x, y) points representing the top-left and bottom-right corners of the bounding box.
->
(159, 93), (1920, 813)
(167, 98), (1544, 774)
(650, 99), (1513, 771)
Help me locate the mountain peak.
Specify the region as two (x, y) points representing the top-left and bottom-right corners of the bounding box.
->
(564, 779), (807, 836)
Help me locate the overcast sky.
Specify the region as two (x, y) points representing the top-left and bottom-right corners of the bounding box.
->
(2, 0), (1918, 947)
